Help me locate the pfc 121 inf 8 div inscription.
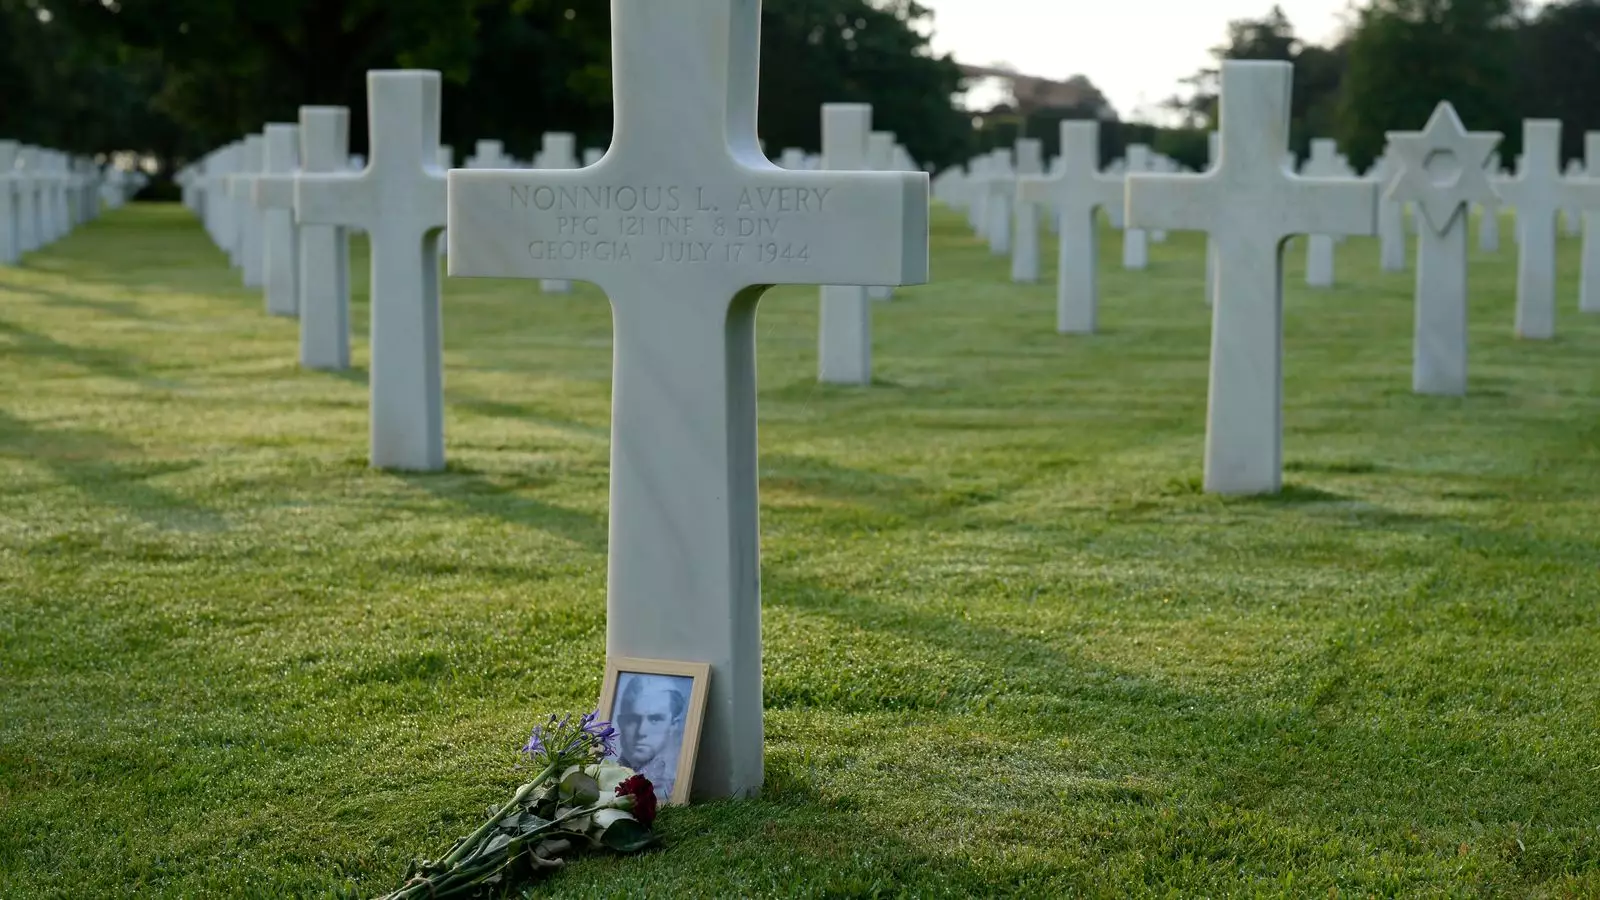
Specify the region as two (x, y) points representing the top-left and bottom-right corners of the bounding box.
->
(509, 182), (842, 267)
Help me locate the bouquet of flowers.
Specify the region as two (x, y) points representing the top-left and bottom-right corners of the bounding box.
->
(376, 712), (659, 899)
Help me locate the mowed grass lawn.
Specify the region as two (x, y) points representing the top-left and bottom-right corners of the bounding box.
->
(3, 203), (1599, 898)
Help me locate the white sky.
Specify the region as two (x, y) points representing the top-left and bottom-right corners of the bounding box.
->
(921, 0), (1357, 122)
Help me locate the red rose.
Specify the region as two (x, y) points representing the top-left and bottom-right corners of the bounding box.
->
(615, 774), (657, 828)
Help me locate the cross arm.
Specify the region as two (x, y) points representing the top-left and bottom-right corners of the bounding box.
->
(294, 171), (374, 229)
(1281, 178), (1376, 238)
(446, 165), (929, 290)
(1126, 173), (1217, 233)
(252, 173), (295, 211)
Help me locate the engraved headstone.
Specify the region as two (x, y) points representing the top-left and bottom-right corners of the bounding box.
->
(1384, 102), (1501, 395)
(447, 0), (929, 799)
(1126, 60), (1377, 495)
(294, 71), (449, 470)
(1495, 121), (1565, 340)
(1017, 120), (1124, 333)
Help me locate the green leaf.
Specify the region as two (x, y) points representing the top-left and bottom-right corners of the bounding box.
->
(598, 818), (659, 854)
(558, 771), (600, 805)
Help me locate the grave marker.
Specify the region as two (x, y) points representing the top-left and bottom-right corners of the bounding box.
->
(1301, 138), (1347, 287)
(1495, 121), (1564, 340)
(1017, 120), (1123, 333)
(1385, 102), (1500, 396)
(16, 147), (40, 253)
(294, 71), (449, 471)
(0, 141), (18, 264)
(818, 103), (875, 384)
(232, 134), (267, 288)
(258, 107), (354, 368)
(538, 133), (578, 294)
(1122, 144), (1150, 271)
(867, 131), (897, 301)
(984, 147), (1014, 254)
(1126, 60), (1376, 495)
(1010, 137), (1043, 283)
(1581, 133), (1600, 314)
(256, 123), (301, 317)
(447, 0), (929, 798)
(1478, 153), (1502, 253)
(1371, 150), (1407, 272)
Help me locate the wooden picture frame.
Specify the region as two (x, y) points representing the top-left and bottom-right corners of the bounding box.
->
(597, 657), (710, 805)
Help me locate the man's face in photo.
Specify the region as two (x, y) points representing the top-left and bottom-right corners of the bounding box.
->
(620, 685), (678, 766)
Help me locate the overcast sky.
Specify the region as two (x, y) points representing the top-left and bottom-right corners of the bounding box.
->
(919, 0), (1356, 121)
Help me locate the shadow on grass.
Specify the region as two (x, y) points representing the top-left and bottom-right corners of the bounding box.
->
(448, 395), (608, 441)
(11, 287), (159, 322)
(391, 463), (608, 553)
(758, 567), (1600, 889)
(0, 408), (224, 530)
(0, 315), (170, 386)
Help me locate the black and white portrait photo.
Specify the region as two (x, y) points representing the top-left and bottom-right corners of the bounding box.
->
(599, 659), (709, 804)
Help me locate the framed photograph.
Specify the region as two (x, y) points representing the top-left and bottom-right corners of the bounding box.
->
(597, 657), (710, 806)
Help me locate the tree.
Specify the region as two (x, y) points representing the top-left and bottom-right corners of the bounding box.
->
(1337, 0), (1521, 166)
(1514, 0), (1600, 161)
(1161, 6), (1348, 159)
(756, 0), (972, 168)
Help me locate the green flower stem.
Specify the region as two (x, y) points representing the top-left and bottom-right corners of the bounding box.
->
(438, 762), (561, 869)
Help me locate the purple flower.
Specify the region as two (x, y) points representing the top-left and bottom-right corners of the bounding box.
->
(581, 711), (618, 758)
(520, 711), (619, 768)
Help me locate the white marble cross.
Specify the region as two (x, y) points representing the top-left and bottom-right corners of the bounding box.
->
(1370, 150), (1407, 272)
(0, 141), (19, 264)
(1301, 138), (1347, 287)
(231, 134), (267, 288)
(1122, 144), (1151, 271)
(255, 123), (301, 318)
(1562, 159), (1585, 237)
(1385, 102), (1500, 396)
(1478, 152), (1502, 253)
(447, 0), (928, 799)
(1018, 120), (1123, 334)
(1495, 121), (1566, 340)
(1010, 137), (1043, 283)
(258, 107), (354, 369)
(1579, 133), (1600, 314)
(538, 132), (579, 294)
(1126, 60), (1377, 495)
(1205, 131), (1219, 306)
(15, 147), (40, 253)
(778, 147), (806, 170)
(984, 147), (1014, 254)
(867, 130), (897, 301)
(294, 71), (449, 471)
(467, 139), (513, 170)
(818, 103), (875, 385)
